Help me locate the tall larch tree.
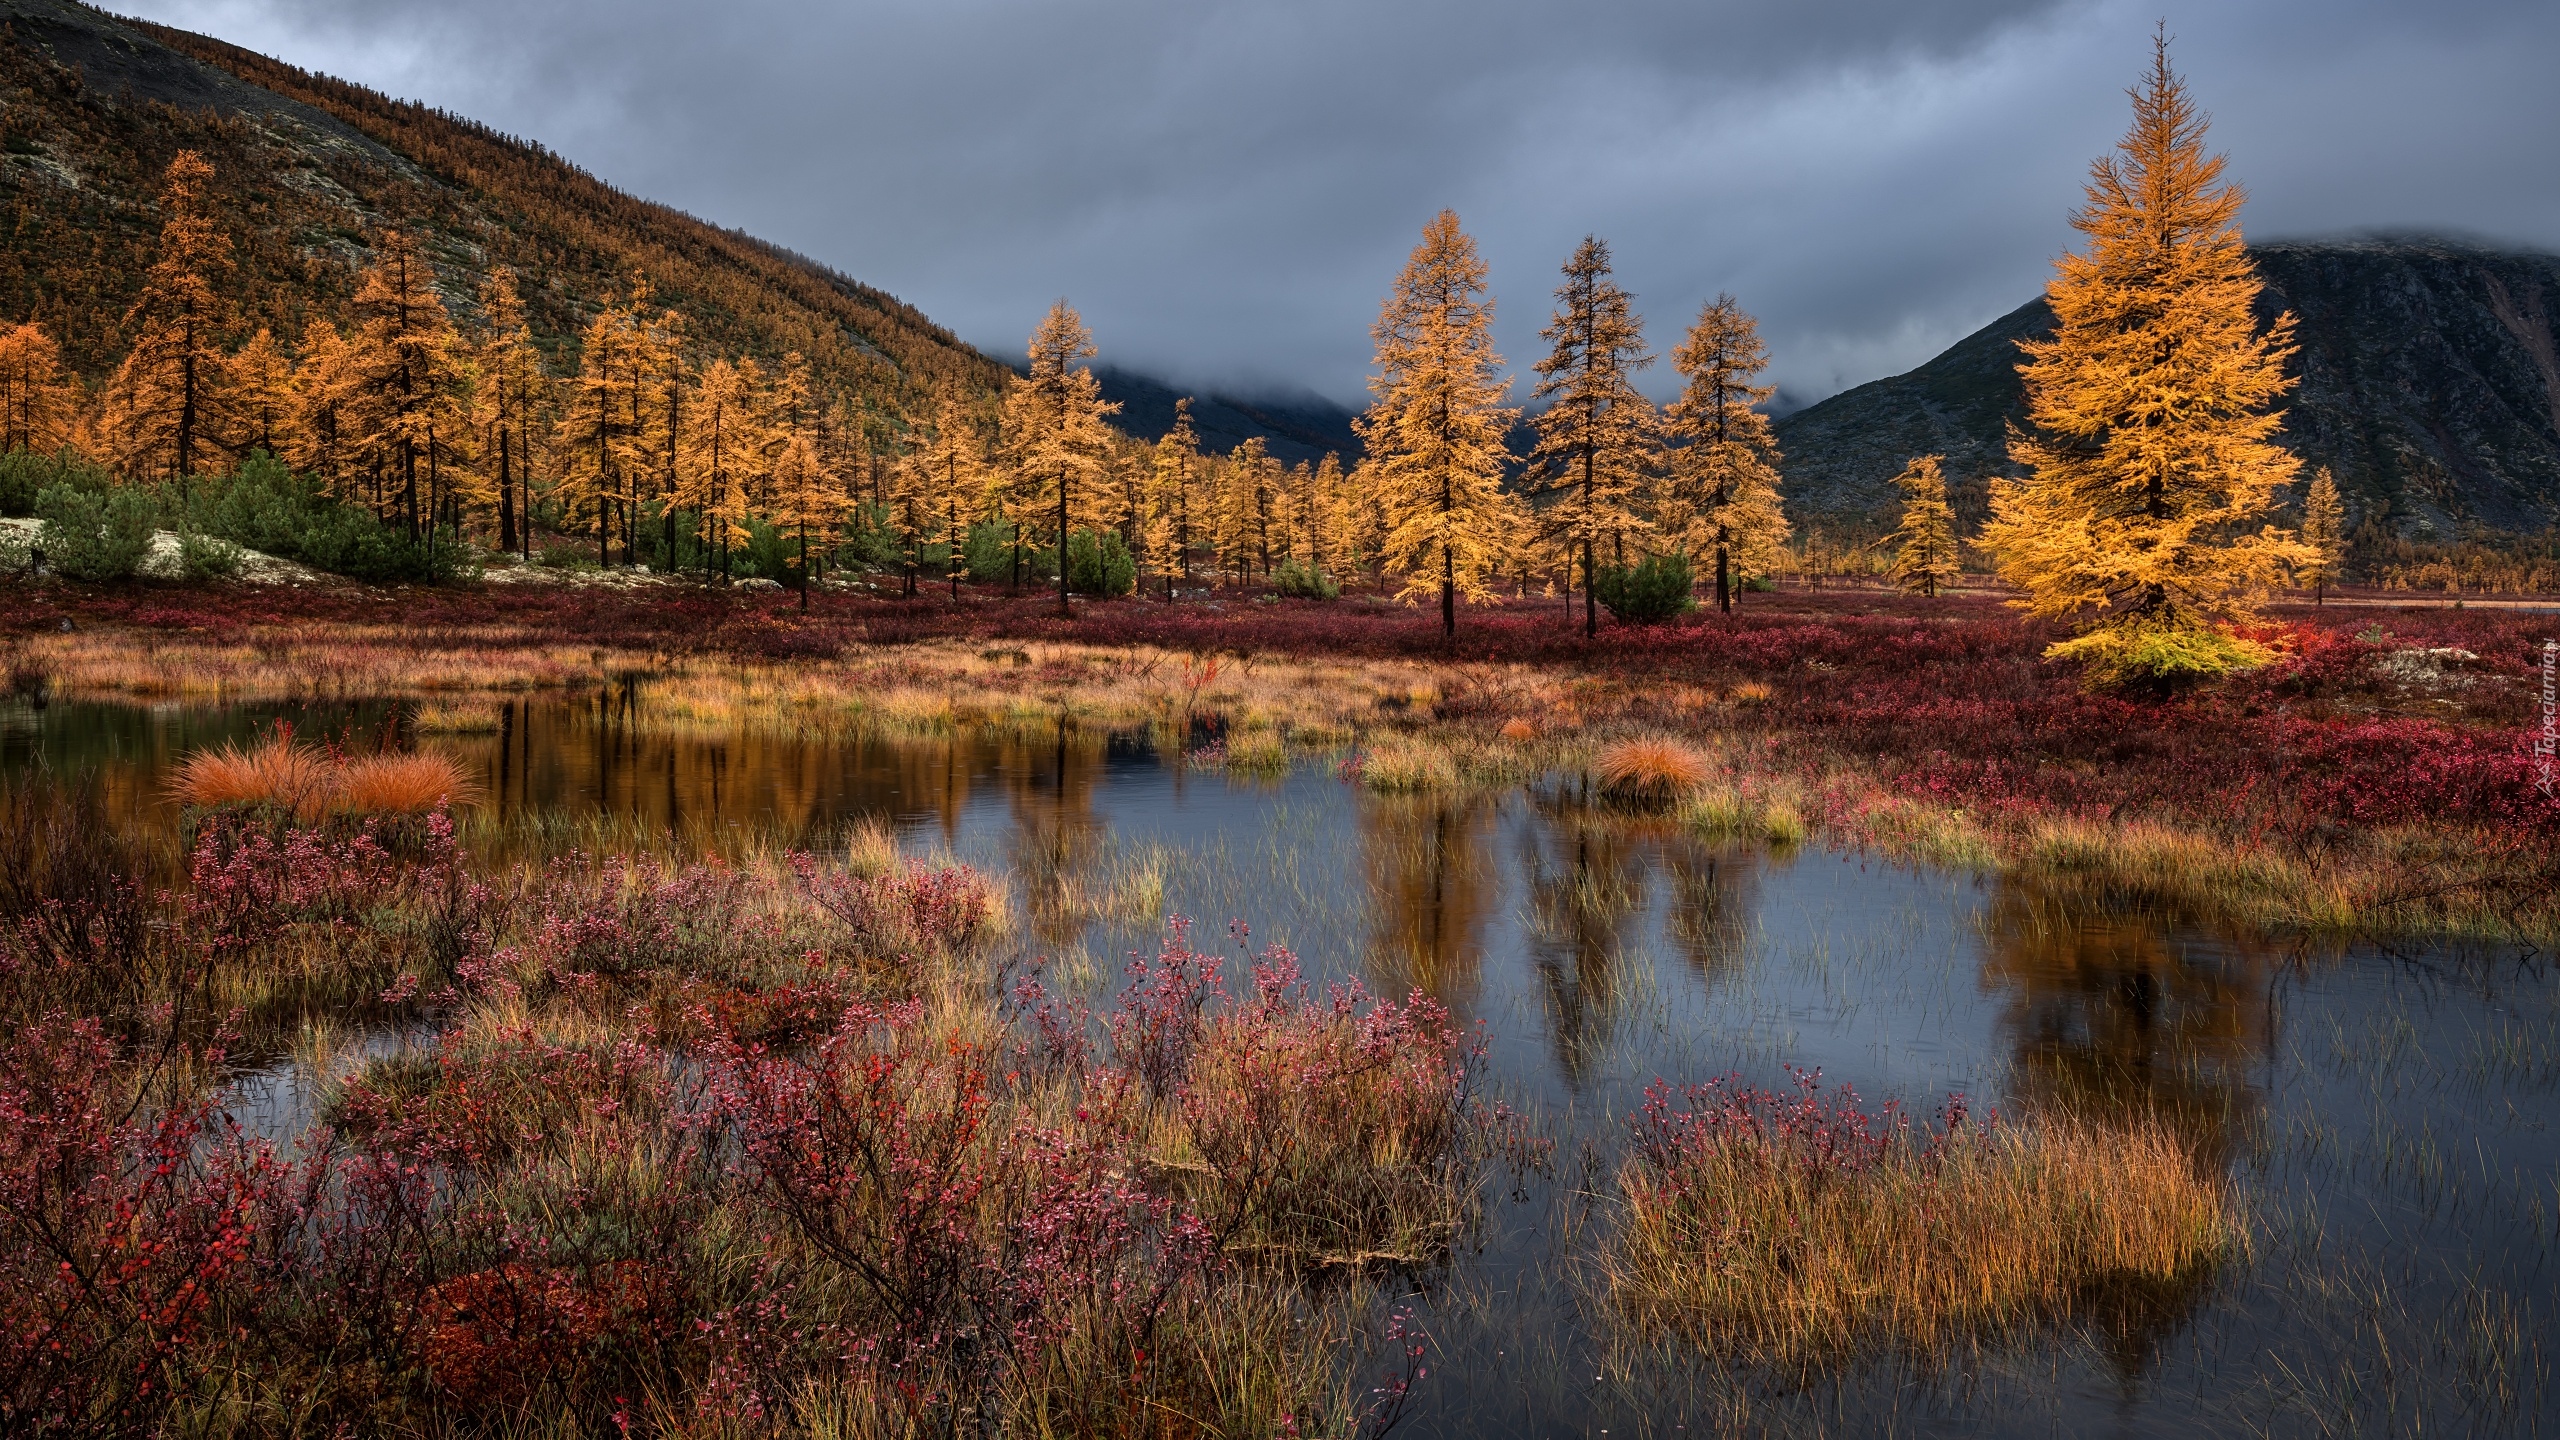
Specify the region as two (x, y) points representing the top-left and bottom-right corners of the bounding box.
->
(225, 328), (293, 461)
(347, 229), (471, 546)
(1216, 438), (1279, 582)
(762, 352), (848, 608)
(1146, 397), (1201, 596)
(1355, 210), (1520, 637)
(676, 358), (760, 581)
(1001, 301), (1120, 617)
(1978, 33), (2313, 677)
(107, 150), (233, 486)
(286, 321), (357, 493)
(1528, 236), (1659, 638)
(557, 302), (641, 565)
(2299, 467), (2345, 604)
(914, 386), (984, 600)
(1665, 294), (1789, 612)
(0, 322), (76, 454)
(1885, 454), (1961, 597)
(475, 269), (546, 558)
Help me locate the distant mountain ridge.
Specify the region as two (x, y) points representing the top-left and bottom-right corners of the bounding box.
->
(1774, 237), (2560, 539)
(1094, 368), (1363, 467)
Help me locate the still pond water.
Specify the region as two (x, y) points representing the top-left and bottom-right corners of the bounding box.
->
(5, 691), (2555, 1438)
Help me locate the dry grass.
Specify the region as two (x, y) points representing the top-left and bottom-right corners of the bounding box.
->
(1594, 737), (1710, 804)
(167, 731), (339, 818)
(1613, 1104), (2232, 1368)
(336, 753), (481, 814)
(168, 732), (479, 817)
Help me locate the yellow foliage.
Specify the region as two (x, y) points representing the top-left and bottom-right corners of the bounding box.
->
(1980, 36), (2313, 632)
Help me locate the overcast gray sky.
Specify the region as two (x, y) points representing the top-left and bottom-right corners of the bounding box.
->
(118, 0), (2560, 408)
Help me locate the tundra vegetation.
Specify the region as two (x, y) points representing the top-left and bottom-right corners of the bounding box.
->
(0, 31), (2554, 1440)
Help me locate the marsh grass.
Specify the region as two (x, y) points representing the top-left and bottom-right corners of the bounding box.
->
(1612, 1074), (2232, 1370)
(1594, 737), (1709, 806)
(170, 730), (479, 818)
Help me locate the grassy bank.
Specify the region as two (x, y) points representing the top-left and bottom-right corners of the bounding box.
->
(6, 581), (2554, 940)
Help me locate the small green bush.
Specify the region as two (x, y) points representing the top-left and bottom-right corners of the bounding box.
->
(535, 541), (599, 571)
(178, 529), (242, 580)
(1271, 558), (1341, 600)
(192, 453), (465, 584)
(963, 520), (1055, 585)
(1595, 551), (1697, 624)
(2047, 618), (2275, 693)
(37, 483), (157, 582)
(1065, 528), (1135, 597)
(0, 447), (112, 517)
(0, 525), (32, 581)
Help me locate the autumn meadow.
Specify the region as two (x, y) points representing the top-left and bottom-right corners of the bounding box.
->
(2, 11), (2556, 1440)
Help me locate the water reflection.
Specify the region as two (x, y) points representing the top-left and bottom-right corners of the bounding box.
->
(1359, 792), (1498, 1006)
(1519, 800), (1649, 1082)
(1977, 887), (2272, 1171)
(9, 691), (2557, 1433)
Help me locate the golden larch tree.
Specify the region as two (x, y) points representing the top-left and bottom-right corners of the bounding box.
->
(1145, 397), (1202, 595)
(556, 299), (644, 564)
(1665, 294), (1789, 612)
(2299, 467), (2345, 604)
(765, 427), (848, 609)
(913, 386), (984, 599)
(676, 357), (761, 581)
(225, 327), (293, 461)
(106, 150), (233, 484)
(0, 322), (77, 454)
(286, 321), (357, 493)
(1355, 209), (1520, 636)
(347, 230), (472, 544)
(1001, 301), (1120, 615)
(474, 269), (547, 558)
(1885, 454), (1961, 598)
(1529, 236), (1659, 637)
(1978, 34), (2314, 679)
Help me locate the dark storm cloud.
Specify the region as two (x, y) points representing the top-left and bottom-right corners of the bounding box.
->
(130, 0), (2560, 406)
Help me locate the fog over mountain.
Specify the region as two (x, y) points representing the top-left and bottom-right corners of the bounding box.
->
(103, 0), (2560, 409)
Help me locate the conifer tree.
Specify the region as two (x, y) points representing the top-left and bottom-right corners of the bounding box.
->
(2297, 467), (2345, 604)
(1001, 301), (1120, 616)
(474, 269), (546, 558)
(1665, 294), (1788, 612)
(0, 322), (76, 454)
(347, 229), (472, 547)
(1355, 210), (1520, 636)
(1146, 397), (1201, 596)
(1885, 454), (1961, 597)
(766, 428), (848, 609)
(107, 150), (233, 485)
(557, 301), (642, 564)
(286, 321), (357, 493)
(225, 328), (293, 461)
(1979, 34), (2313, 677)
(1216, 438), (1280, 582)
(914, 387), (983, 600)
(676, 358), (760, 581)
(1312, 452), (1356, 579)
(1528, 236), (1659, 637)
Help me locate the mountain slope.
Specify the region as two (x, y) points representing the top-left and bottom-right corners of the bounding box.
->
(0, 0), (1006, 420)
(1775, 237), (2560, 538)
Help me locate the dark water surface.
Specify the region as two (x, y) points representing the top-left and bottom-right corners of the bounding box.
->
(5, 693), (2554, 1437)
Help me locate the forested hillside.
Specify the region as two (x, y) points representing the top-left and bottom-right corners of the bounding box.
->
(0, 0), (1004, 418)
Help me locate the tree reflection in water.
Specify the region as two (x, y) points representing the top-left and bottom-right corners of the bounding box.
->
(1977, 884), (2274, 1378)
(1357, 791), (1498, 1010)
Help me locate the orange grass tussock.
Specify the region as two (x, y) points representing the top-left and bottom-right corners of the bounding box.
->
(1594, 736), (1710, 802)
(337, 753), (481, 814)
(168, 732), (479, 816)
(1614, 1082), (2232, 1367)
